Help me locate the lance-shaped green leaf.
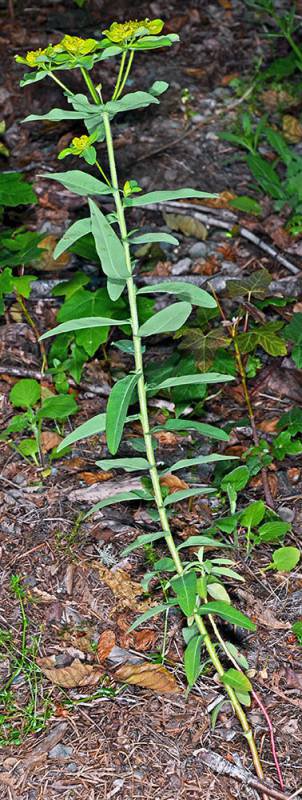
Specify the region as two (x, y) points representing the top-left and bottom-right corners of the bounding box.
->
(105, 91), (159, 116)
(57, 413), (106, 452)
(178, 536), (227, 550)
(197, 600), (256, 631)
(106, 372), (140, 455)
(42, 170), (113, 197)
(122, 530), (166, 556)
(172, 571), (197, 616)
(40, 316), (129, 340)
(162, 454), (237, 474)
(130, 232), (179, 245)
(138, 302), (192, 337)
(137, 281), (216, 308)
(89, 199), (129, 295)
(222, 669), (252, 694)
(129, 604), (170, 631)
(124, 188), (218, 207)
(152, 418), (229, 441)
(24, 108), (87, 123)
(54, 218), (91, 259)
(96, 457), (149, 472)
(184, 635), (202, 687)
(85, 489), (153, 518)
(148, 372), (234, 393)
(164, 487), (215, 506)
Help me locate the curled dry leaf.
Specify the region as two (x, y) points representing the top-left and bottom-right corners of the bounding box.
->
(114, 662), (179, 694)
(160, 474), (189, 493)
(153, 430), (179, 446)
(78, 471), (114, 484)
(37, 656), (103, 688)
(97, 630), (116, 662)
(132, 629), (157, 651)
(282, 114), (302, 143)
(40, 431), (62, 453)
(163, 212), (208, 241)
(284, 668), (302, 691)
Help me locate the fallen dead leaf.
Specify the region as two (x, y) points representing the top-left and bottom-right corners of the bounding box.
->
(61, 626), (95, 653)
(282, 114), (302, 143)
(37, 656), (103, 687)
(40, 431), (62, 454)
(287, 467), (301, 484)
(36, 234), (71, 271)
(194, 190), (236, 209)
(237, 589), (290, 630)
(132, 629), (157, 651)
(78, 471), (114, 484)
(114, 662), (179, 693)
(284, 668), (302, 691)
(250, 472), (278, 497)
(192, 256), (219, 275)
(258, 418), (279, 433)
(260, 89), (298, 111)
(97, 630), (116, 662)
(165, 14), (189, 32)
(160, 474), (189, 493)
(93, 561), (151, 613)
(154, 430), (179, 446)
(163, 212), (207, 241)
(152, 260), (172, 277)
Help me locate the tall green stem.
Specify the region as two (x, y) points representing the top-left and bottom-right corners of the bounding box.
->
(82, 67), (265, 786)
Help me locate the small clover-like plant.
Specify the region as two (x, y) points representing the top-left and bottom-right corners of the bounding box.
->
(16, 20), (270, 781)
(1, 378), (78, 464)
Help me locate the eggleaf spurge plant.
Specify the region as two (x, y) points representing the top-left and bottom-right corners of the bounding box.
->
(17, 20), (265, 782)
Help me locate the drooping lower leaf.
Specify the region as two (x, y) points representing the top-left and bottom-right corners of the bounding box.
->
(89, 199), (129, 287)
(106, 372), (140, 455)
(96, 457), (149, 472)
(54, 218), (92, 259)
(184, 635), (202, 687)
(198, 600), (256, 631)
(222, 668), (252, 694)
(42, 170), (113, 197)
(122, 531), (166, 556)
(137, 281), (216, 308)
(40, 316), (129, 340)
(57, 413), (106, 452)
(139, 302), (192, 337)
(85, 489), (153, 518)
(172, 571), (197, 616)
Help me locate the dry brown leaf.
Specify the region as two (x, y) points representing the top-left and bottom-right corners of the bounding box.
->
(114, 662), (179, 694)
(132, 629), (157, 651)
(36, 235), (71, 271)
(93, 562), (151, 613)
(192, 256), (219, 275)
(221, 73), (239, 86)
(37, 656), (103, 687)
(196, 191), (236, 209)
(282, 114), (302, 143)
(153, 430), (179, 446)
(258, 418), (279, 433)
(97, 630), (116, 662)
(40, 431), (62, 454)
(152, 260), (172, 277)
(165, 14), (189, 32)
(160, 474), (189, 493)
(284, 668), (302, 691)
(287, 467), (301, 484)
(78, 471), (114, 484)
(163, 212), (207, 241)
(61, 626), (95, 654)
(261, 89), (298, 111)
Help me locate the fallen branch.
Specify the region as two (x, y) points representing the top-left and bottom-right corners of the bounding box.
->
(143, 201), (300, 276)
(194, 749), (291, 800)
(0, 365), (110, 397)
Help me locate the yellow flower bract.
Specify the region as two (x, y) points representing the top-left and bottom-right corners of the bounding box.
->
(103, 18), (164, 43)
(24, 48), (47, 66)
(60, 35), (98, 55)
(71, 135), (90, 151)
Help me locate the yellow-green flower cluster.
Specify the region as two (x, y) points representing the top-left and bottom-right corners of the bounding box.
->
(58, 132), (97, 165)
(103, 18), (164, 44)
(16, 36), (98, 69)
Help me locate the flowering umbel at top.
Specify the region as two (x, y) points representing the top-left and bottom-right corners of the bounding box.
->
(102, 19), (164, 44)
(15, 36), (99, 69)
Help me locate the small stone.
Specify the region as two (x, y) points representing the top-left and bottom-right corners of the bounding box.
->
(49, 744), (73, 760)
(171, 257), (192, 275)
(189, 242), (207, 258)
(277, 506), (295, 523)
(66, 763), (78, 773)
